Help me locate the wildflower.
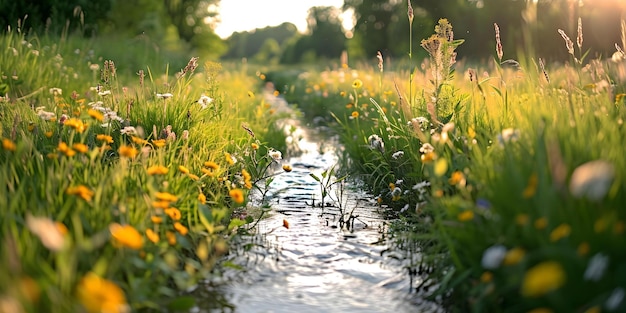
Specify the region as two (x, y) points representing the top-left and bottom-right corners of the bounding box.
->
(77, 272), (128, 313)
(178, 165), (190, 174)
(225, 152), (237, 165)
(87, 109), (104, 122)
(26, 214), (66, 252)
(131, 136), (147, 145)
(534, 217), (548, 230)
(147, 165), (169, 175)
(268, 149), (282, 161)
(118, 145), (138, 158)
(242, 169), (252, 189)
(72, 143), (89, 154)
(480, 271), (493, 283)
(188, 173), (199, 181)
(198, 193), (206, 204)
(166, 231), (177, 245)
(434, 158), (448, 177)
(198, 95), (214, 109)
(457, 210), (474, 222)
(64, 118), (88, 133)
(419, 143), (435, 154)
(558, 29), (575, 56)
(283, 219), (290, 229)
(494, 23), (503, 62)
(351, 111), (359, 118)
(49, 88), (62, 96)
(550, 224), (571, 242)
(482, 245), (507, 269)
(151, 216), (163, 224)
(96, 134), (114, 144)
(584, 253), (609, 282)
(251, 143), (259, 150)
(164, 208), (182, 221)
(352, 79), (363, 89)
(448, 171), (465, 185)
(421, 152), (436, 163)
(120, 127), (137, 136)
(98, 90), (111, 96)
(146, 229), (159, 243)
(156, 93), (173, 99)
(521, 261), (566, 297)
(391, 187), (402, 201)
(58, 142), (76, 157)
(204, 161), (219, 170)
(569, 160), (614, 201)
(516, 214), (529, 226)
(173, 222), (188, 235)
(578, 242), (590, 256)
(282, 164), (293, 172)
(392, 151), (404, 159)
(109, 223), (143, 250)
(497, 128), (520, 146)
(523, 173), (538, 198)
(229, 189), (245, 204)
(155, 192), (177, 202)
(367, 134), (384, 153)
(152, 139), (166, 148)
(66, 185), (94, 202)
(503, 247), (525, 265)
(606, 288), (625, 311)
(2, 138), (16, 151)
(247, 91), (255, 98)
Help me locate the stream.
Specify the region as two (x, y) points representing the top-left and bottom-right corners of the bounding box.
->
(191, 91), (444, 313)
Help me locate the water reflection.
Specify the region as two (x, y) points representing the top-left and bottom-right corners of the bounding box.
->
(192, 95), (443, 313)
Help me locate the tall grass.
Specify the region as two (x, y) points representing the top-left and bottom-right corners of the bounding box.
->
(278, 8), (626, 313)
(0, 28), (291, 312)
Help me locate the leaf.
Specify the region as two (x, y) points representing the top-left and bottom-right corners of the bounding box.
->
(228, 218), (246, 231)
(309, 173), (321, 182)
(167, 296), (196, 311)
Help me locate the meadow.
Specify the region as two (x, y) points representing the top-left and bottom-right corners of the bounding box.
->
(272, 18), (626, 313)
(1, 10), (626, 313)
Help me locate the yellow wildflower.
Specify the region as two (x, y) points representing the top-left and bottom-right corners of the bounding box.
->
(346, 103), (354, 109)
(198, 193), (206, 204)
(131, 136), (148, 145)
(66, 185), (94, 202)
(155, 192), (178, 202)
(152, 139), (166, 148)
(173, 222), (188, 235)
(72, 143), (89, 154)
(166, 231), (177, 245)
(45, 131), (54, 138)
(109, 223), (143, 250)
(204, 161), (219, 170)
(421, 152), (436, 163)
(58, 142), (76, 157)
(521, 261), (566, 297)
(96, 134), (114, 144)
(188, 173), (200, 181)
(351, 111), (359, 118)
(201, 168), (215, 176)
(550, 224), (571, 242)
(457, 210), (474, 222)
(77, 272), (128, 313)
(282, 164), (293, 172)
(164, 208), (182, 221)
(251, 143), (259, 150)
(178, 165), (190, 174)
(64, 118), (88, 133)
(503, 247), (525, 265)
(448, 171), (465, 185)
(152, 201), (170, 209)
(87, 109), (104, 122)
(229, 189), (245, 204)
(147, 165), (169, 175)
(352, 79), (363, 89)
(146, 229), (159, 243)
(2, 138), (16, 151)
(480, 271), (493, 283)
(577, 242), (590, 256)
(118, 145), (138, 158)
(534, 217), (548, 230)
(247, 91), (255, 98)
(224, 152), (236, 165)
(150, 216), (163, 224)
(516, 214), (529, 226)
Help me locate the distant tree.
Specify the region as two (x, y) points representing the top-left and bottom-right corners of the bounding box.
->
(253, 38), (282, 64)
(222, 23), (299, 60)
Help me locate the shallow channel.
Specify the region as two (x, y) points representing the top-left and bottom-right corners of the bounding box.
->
(192, 93), (444, 313)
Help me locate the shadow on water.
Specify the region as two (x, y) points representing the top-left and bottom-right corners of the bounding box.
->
(191, 91), (444, 313)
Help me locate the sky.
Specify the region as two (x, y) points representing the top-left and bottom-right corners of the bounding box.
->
(212, 0), (351, 39)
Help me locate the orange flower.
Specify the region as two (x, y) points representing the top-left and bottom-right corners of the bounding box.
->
(173, 222), (188, 235)
(72, 143), (89, 154)
(96, 134), (114, 144)
(118, 145), (138, 158)
(131, 136), (148, 145)
(87, 109), (104, 122)
(351, 111), (359, 118)
(282, 165), (293, 172)
(251, 143), (259, 150)
(166, 231), (176, 245)
(152, 201), (170, 209)
(188, 173), (200, 181)
(2, 138), (16, 151)
(64, 118), (88, 133)
(204, 161), (219, 170)
(164, 208), (182, 220)
(457, 210), (474, 222)
(66, 185), (94, 202)
(77, 272), (128, 313)
(178, 165), (190, 174)
(146, 229), (159, 243)
(152, 139), (166, 148)
(147, 165), (169, 175)
(155, 192), (178, 202)
(198, 193), (206, 204)
(109, 223), (143, 250)
(229, 189), (245, 204)
(150, 216), (163, 224)
(58, 142), (76, 157)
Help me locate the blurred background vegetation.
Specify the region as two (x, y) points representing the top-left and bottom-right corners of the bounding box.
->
(1, 0), (625, 66)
